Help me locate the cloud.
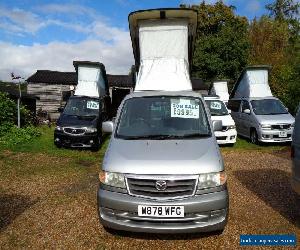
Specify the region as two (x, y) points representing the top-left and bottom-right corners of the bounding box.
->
(0, 7), (46, 34)
(35, 3), (98, 19)
(0, 2), (136, 81)
(0, 36), (133, 81)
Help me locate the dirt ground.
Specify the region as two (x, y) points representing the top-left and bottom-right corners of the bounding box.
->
(0, 149), (299, 249)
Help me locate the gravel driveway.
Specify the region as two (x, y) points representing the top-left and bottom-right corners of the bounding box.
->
(0, 149), (299, 249)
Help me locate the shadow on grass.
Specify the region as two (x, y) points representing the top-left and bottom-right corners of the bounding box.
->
(0, 194), (38, 232)
(234, 169), (300, 228)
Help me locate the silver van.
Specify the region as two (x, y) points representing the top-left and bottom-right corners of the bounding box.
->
(292, 105), (300, 195)
(98, 91), (229, 233)
(227, 97), (295, 144)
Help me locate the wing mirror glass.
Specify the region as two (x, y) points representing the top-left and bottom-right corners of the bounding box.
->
(102, 121), (113, 133)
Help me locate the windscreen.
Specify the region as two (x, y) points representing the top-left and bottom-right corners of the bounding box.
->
(63, 98), (99, 117)
(251, 99), (288, 115)
(116, 96), (211, 139)
(205, 100), (228, 116)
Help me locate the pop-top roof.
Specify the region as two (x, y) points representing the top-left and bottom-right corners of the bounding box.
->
(128, 8), (198, 69)
(230, 65), (272, 99)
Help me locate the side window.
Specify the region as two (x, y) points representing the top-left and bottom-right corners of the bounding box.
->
(242, 100), (250, 112)
(228, 100), (241, 112)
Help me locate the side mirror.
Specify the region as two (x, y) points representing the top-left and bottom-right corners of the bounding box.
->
(212, 120), (222, 132)
(228, 109), (232, 114)
(58, 107), (64, 113)
(102, 121), (113, 133)
(112, 117), (116, 124)
(243, 109), (251, 114)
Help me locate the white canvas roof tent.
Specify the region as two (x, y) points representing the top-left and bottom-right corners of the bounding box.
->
(128, 8), (198, 91)
(209, 80), (230, 103)
(73, 61), (109, 98)
(230, 65), (273, 99)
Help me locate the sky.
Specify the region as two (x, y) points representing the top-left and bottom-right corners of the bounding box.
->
(0, 0), (274, 82)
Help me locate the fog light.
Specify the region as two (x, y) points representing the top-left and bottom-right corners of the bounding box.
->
(230, 135), (235, 140)
(262, 134), (271, 139)
(90, 140), (94, 144)
(55, 138), (60, 142)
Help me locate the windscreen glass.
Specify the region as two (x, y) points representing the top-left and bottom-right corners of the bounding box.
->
(251, 99), (288, 115)
(116, 96), (211, 139)
(63, 98), (99, 117)
(205, 100), (228, 116)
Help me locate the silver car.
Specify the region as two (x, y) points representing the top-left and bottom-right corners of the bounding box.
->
(292, 106), (300, 195)
(228, 97), (295, 144)
(98, 91), (229, 233)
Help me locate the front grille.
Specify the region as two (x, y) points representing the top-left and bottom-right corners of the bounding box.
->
(126, 176), (197, 199)
(63, 127), (86, 135)
(216, 136), (227, 140)
(273, 134), (291, 139)
(222, 126), (228, 131)
(271, 124), (291, 130)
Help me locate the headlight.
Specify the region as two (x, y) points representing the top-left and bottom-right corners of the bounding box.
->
(228, 125), (236, 130)
(261, 124), (272, 130)
(56, 126), (62, 131)
(85, 127), (97, 133)
(197, 171), (227, 190)
(99, 170), (126, 189)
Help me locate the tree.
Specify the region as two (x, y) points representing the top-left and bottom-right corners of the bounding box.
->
(182, 1), (250, 82)
(266, 0), (299, 22)
(248, 16), (290, 98)
(265, 0), (300, 114)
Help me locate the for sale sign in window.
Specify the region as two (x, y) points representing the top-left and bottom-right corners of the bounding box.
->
(170, 98), (199, 119)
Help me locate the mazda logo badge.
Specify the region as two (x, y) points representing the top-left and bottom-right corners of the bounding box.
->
(72, 129), (77, 133)
(155, 180), (167, 191)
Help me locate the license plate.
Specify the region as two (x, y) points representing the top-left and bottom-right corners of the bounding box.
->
(138, 205), (184, 217)
(279, 131), (287, 137)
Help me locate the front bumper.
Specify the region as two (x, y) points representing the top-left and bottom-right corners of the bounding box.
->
(98, 188), (229, 233)
(54, 131), (98, 148)
(258, 129), (293, 143)
(215, 129), (237, 145)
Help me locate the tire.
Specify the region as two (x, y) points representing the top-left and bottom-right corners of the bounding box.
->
(250, 129), (258, 145)
(91, 136), (102, 152)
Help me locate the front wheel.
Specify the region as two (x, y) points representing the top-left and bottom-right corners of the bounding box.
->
(91, 136), (102, 151)
(250, 129), (258, 145)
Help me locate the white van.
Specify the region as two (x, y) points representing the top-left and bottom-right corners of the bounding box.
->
(204, 95), (237, 145)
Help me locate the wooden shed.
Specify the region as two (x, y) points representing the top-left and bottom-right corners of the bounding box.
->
(27, 70), (77, 120)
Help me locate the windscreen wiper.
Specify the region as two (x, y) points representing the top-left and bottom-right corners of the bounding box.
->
(179, 133), (210, 138)
(120, 134), (210, 140)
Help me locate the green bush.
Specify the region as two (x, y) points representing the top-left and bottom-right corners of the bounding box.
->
(0, 125), (41, 146)
(0, 92), (41, 146)
(0, 91), (33, 126)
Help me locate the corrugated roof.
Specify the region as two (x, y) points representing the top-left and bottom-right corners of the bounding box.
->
(26, 70), (77, 84)
(26, 70), (134, 88)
